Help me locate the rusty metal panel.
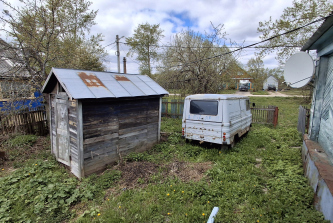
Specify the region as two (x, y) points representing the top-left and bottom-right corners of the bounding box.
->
(77, 72), (115, 98)
(115, 75), (130, 81)
(78, 72), (107, 88)
(94, 73), (131, 97)
(137, 75), (169, 95)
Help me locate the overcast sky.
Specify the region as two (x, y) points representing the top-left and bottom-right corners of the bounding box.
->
(1, 0), (295, 74)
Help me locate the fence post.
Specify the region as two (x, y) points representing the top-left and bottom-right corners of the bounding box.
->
(178, 100), (184, 119)
(162, 99), (168, 117)
(273, 107), (279, 127)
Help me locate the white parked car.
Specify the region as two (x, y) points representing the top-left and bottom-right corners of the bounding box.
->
(182, 94), (252, 148)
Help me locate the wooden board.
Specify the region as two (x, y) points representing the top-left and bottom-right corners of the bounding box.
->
(81, 97), (160, 175)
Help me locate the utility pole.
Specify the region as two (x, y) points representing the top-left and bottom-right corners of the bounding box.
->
(123, 57), (127, 74)
(116, 35), (120, 73)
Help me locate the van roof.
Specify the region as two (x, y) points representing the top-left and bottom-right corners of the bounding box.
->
(185, 94), (249, 100)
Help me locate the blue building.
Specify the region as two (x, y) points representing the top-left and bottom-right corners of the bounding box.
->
(301, 14), (333, 221)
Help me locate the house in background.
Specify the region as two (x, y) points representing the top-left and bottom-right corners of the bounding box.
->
(42, 68), (168, 178)
(263, 76), (278, 90)
(300, 14), (333, 221)
(230, 68), (253, 90)
(0, 39), (31, 99)
(0, 39), (43, 111)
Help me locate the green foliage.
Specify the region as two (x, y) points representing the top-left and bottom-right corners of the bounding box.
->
(1, 160), (76, 222)
(257, 0), (333, 65)
(6, 135), (38, 148)
(247, 56), (266, 91)
(0, 0), (106, 92)
(1, 135), (53, 169)
(126, 23), (164, 76)
(0, 158), (121, 222)
(125, 152), (149, 162)
(1, 97), (328, 222)
(157, 26), (239, 94)
(85, 170), (121, 191)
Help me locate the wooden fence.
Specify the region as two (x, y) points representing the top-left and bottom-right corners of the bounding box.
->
(250, 105), (279, 127)
(297, 105), (310, 135)
(162, 99), (279, 126)
(162, 99), (184, 118)
(0, 106), (48, 135)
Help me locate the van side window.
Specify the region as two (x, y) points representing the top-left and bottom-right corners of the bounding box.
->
(246, 99), (250, 111)
(190, 100), (218, 115)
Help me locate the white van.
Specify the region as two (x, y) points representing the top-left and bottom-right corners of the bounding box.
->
(182, 94), (252, 148)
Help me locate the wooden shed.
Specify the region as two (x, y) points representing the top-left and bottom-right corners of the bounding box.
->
(42, 68), (168, 178)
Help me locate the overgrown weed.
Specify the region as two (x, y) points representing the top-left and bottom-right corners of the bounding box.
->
(0, 97), (328, 222)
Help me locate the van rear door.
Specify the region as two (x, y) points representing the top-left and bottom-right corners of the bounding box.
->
(184, 99), (222, 144)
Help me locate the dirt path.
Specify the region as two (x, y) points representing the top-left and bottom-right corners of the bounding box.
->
(235, 91), (305, 97)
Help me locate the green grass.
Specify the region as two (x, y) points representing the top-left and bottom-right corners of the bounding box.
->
(218, 89), (237, 94)
(0, 97), (327, 222)
(281, 88), (311, 96)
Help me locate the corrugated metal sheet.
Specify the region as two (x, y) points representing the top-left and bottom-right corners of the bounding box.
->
(42, 68), (168, 99)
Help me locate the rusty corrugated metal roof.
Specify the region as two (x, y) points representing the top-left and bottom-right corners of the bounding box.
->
(41, 68), (168, 99)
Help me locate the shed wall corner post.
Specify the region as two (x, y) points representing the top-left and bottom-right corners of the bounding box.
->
(77, 100), (84, 178)
(158, 97), (162, 142)
(48, 94), (53, 155)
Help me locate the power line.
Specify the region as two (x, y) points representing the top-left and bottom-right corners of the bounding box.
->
(103, 41), (116, 49)
(164, 14), (332, 69)
(119, 41), (301, 49)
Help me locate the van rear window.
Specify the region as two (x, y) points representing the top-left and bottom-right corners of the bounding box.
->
(190, 100), (218, 115)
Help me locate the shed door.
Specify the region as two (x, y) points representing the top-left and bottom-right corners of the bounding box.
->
(56, 97), (70, 166)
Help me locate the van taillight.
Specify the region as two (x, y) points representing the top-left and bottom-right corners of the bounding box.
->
(182, 128), (184, 136)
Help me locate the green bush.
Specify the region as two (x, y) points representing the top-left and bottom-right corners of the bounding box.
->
(6, 135), (38, 148)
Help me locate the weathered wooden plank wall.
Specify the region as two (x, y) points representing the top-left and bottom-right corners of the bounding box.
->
(50, 95), (56, 156)
(68, 99), (80, 177)
(82, 97), (160, 176)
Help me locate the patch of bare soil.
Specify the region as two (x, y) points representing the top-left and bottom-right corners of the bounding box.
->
(113, 161), (160, 188)
(112, 161), (213, 189)
(168, 161), (212, 182)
